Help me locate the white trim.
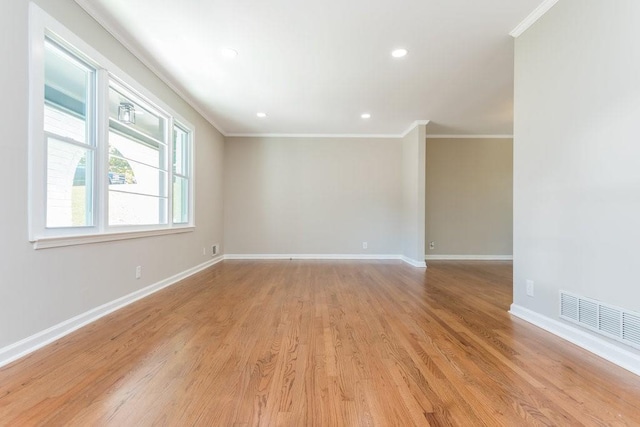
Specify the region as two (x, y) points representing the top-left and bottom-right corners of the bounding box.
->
(225, 133), (401, 139)
(401, 120), (430, 138)
(28, 2), (47, 242)
(509, 0), (560, 38)
(223, 253), (427, 268)
(425, 255), (513, 261)
(32, 226), (195, 249)
(224, 254), (402, 260)
(0, 256), (224, 368)
(400, 256), (427, 268)
(225, 120), (431, 139)
(426, 134), (513, 139)
(509, 304), (640, 377)
(72, 0), (227, 136)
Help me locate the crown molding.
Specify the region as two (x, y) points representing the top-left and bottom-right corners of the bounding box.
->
(225, 133), (401, 139)
(73, 0), (228, 136)
(426, 134), (513, 139)
(510, 0), (560, 38)
(401, 120), (430, 138)
(226, 127), (512, 141)
(226, 120), (431, 139)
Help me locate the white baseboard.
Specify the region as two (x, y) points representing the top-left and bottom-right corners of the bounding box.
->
(0, 256), (224, 368)
(400, 256), (427, 268)
(224, 254), (427, 268)
(509, 304), (640, 377)
(425, 254), (513, 261)
(224, 253), (401, 261)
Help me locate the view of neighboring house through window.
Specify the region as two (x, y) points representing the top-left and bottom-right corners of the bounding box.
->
(44, 38), (95, 228)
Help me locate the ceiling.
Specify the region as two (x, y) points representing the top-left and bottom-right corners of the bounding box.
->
(76, 0), (544, 136)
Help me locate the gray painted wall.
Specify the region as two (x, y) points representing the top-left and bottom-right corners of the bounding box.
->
(514, 0), (640, 356)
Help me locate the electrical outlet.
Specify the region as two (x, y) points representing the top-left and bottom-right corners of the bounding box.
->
(202, 247), (206, 256)
(212, 244), (218, 256)
(362, 242), (368, 249)
(136, 265), (142, 279)
(526, 280), (534, 297)
(429, 241), (435, 250)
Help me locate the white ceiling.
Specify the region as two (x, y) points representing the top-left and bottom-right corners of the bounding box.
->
(76, 0), (544, 136)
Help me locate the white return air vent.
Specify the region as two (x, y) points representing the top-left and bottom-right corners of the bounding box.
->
(560, 291), (640, 351)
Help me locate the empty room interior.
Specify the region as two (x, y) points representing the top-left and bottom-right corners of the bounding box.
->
(1, 0), (640, 424)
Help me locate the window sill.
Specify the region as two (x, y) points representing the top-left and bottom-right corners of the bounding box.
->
(32, 227), (195, 250)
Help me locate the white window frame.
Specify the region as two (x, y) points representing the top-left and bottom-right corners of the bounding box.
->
(29, 4), (195, 249)
(172, 121), (193, 225)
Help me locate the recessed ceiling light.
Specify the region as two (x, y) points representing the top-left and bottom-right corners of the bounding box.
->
(391, 48), (408, 58)
(221, 47), (238, 58)
(256, 112), (267, 118)
(361, 113), (371, 119)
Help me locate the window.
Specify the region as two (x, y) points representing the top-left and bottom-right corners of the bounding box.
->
(108, 80), (169, 226)
(44, 38), (96, 228)
(29, 5), (194, 248)
(173, 124), (191, 224)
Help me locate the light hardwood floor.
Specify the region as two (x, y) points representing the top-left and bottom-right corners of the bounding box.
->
(1, 260), (639, 425)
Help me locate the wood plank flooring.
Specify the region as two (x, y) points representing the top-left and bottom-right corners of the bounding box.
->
(1, 260), (639, 425)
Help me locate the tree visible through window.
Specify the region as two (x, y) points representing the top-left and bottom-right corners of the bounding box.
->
(108, 147), (136, 185)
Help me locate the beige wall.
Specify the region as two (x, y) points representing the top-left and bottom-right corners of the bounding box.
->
(0, 0), (224, 352)
(425, 138), (513, 257)
(224, 137), (403, 255)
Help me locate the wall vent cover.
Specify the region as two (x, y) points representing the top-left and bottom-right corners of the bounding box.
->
(560, 291), (640, 350)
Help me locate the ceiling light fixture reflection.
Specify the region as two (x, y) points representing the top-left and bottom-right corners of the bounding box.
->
(221, 47), (238, 58)
(391, 48), (408, 58)
(118, 102), (135, 124)
(256, 112), (267, 118)
(361, 113), (371, 119)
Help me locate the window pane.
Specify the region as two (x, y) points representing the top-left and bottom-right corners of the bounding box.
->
(108, 130), (168, 197)
(44, 104), (87, 144)
(173, 125), (189, 176)
(46, 136), (93, 228)
(44, 39), (93, 144)
(109, 130), (166, 170)
(106, 80), (169, 227)
(173, 176), (189, 224)
(109, 192), (167, 226)
(109, 161), (167, 197)
(109, 84), (166, 142)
